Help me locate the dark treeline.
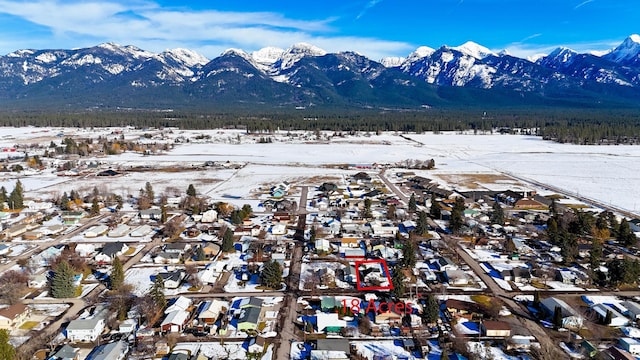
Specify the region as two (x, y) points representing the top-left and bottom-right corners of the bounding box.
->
(1, 108), (640, 144)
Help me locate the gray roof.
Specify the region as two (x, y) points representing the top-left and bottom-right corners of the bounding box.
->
(87, 341), (128, 360)
(67, 316), (104, 331)
(51, 344), (79, 360)
(540, 297), (578, 318)
(101, 242), (125, 257)
(316, 339), (349, 353)
(239, 307), (261, 325)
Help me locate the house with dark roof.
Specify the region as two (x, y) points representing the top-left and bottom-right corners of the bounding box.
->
(237, 307), (261, 331)
(481, 321), (511, 337)
(156, 270), (185, 289)
(49, 344), (80, 360)
(86, 340), (128, 360)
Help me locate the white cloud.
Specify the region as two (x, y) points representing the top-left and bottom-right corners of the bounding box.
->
(0, 0), (410, 59)
(356, 0), (383, 20)
(574, 0), (595, 10)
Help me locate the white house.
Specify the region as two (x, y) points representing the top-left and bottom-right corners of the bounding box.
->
(161, 310), (189, 333)
(540, 297), (584, 329)
(66, 316), (106, 342)
(620, 338), (640, 355)
(591, 303), (629, 327)
(84, 225), (108, 238)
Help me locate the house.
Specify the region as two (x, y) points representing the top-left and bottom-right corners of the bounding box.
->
(118, 319), (137, 334)
(164, 242), (189, 254)
(130, 225), (153, 237)
(555, 269), (586, 285)
(3, 223), (28, 239)
(271, 223), (287, 235)
(514, 198), (547, 210)
(165, 296), (192, 314)
(61, 211), (84, 225)
(540, 297), (584, 329)
(312, 339), (350, 360)
(161, 310), (190, 332)
(139, 208), (162, 221)
(591, 304), (629, 327)
(375, 311), (403, 325)
(49, 344), (80, 360)
(247, 336), (267, 354)
(444, 269), (471, 286)
(316, 313), (346, 334)
(200, 209), (218, 223)
(66, 314), (106, 342)
(153, 252), (181, 264)
(620, 338), (640, 355)
(315, 239), (331, 253)
(84, 225), (109, 238)
(622, 301), (640, 320)
(0, 303), (29, 330)
(237, 307), (261, 331)
(506, 336), (531, 352)
(511, 267), (531, 283)
(201, 243), (220, 258)
(197, 300), (229, 325)
(340, 237), (359, 248)
(340, 247), (365, 259)
(445, 299), (481, 320)
(432, 257), (457, 271)
(481, 321), (511, 337)
(157, 270), (185, 289)
(240, 297), (263, 309)
(100, 242), (128, 259)
(87, 340), (128, 360)
(605, 346), (636, 360)
(107, 224), (130, 238)
(0, 244), (9, 256)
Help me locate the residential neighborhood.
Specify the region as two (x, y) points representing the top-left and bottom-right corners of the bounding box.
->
(0, 127), (639, 360)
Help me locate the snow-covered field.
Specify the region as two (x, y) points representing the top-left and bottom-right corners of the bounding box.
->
(2, 128), (639, 215)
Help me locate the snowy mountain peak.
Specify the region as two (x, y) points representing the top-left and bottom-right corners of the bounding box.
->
(406, 46), (435, 62)
(222, 48), (250, 58)
(251, 47), (285, 65)
(605, 34), (640, 63)
(452, 41), (496, 59)
(163, 48), (209, 67)
(380, 56), (405, 68)
(287, 43), (327, 56)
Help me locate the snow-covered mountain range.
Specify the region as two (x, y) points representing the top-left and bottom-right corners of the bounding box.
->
(1, 35), (639, 109)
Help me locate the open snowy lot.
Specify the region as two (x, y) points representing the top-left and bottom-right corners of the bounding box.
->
(2, 128), (639, 215)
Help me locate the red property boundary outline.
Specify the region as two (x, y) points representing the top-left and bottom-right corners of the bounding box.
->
(355, 259), (394, 291)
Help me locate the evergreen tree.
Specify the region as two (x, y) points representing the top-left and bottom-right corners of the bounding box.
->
(408, 193), (417, 213)
(160, 195), (168, 223)
(196, 246), (206, 261)
(8, 180), (23, 210)
(553, 306), (563, 329)
(429, 193), (441, 219)
(402, 240), (417, 268)
(145, 182), (154, 205)
(590, 239), (603, 272)
(0, 329), (15, 360)
(0, 187), (6, 210)
(604, 309), (613, 325)
(391, 266), (405, 298)
(149, 275), (166, 310)
(90, 197), (100, 216)
(309, 226), (316, 243)
(618, 219), (637, 247)
(260, 260), (282, 289)
(415, 211), (429, 236)
(110, 257), (125, 291)
(51, 260), (76, 298)
(440, 345), (449, 360)
(363, 198), (372, 218)
(222, 228), (234, 253)
(533, 291), (540, 306)
(490, 201), (504, 225)
(186, 184), (197, 197)
(449, 198), (465, 234)
(547, 217), (559, 244)
(422, 294), (440, 324)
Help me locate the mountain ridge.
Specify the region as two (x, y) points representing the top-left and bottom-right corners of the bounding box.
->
(0, 35), (639, 110)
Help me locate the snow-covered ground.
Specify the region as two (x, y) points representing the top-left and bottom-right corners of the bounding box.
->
(3, 129), (640, 216)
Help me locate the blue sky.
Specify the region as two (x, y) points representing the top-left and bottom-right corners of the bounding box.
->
(0, 0), (637, 60)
